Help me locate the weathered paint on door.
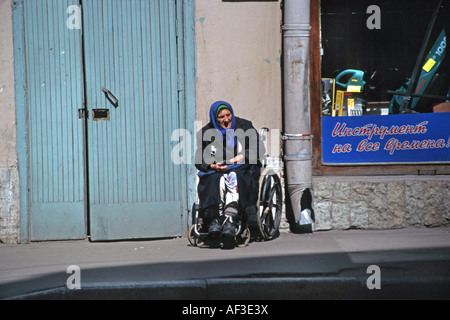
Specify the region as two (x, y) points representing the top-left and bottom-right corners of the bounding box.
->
(83, 0), (185, 241)
(24, 0), (86, 240)
(22, 0), (190, 241)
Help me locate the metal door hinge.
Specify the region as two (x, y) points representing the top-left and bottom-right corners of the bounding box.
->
(78, 109), (88, 120)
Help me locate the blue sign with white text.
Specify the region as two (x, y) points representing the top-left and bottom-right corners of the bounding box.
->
(322, 113), (450, 164)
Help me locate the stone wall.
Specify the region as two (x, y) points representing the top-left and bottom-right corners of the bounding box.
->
(0, 167), (20, 244)
(312, 175), (450, 231)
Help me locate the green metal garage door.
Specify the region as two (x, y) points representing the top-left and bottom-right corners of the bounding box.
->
(23, 0), (190, 241)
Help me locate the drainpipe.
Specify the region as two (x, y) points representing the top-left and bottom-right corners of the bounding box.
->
(282, 0), (314, 233)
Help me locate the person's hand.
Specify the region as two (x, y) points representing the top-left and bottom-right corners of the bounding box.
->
(211, 162), (228, 172)
(230, 154), (244, 164)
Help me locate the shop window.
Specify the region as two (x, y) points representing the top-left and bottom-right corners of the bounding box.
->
(318, 0), (450, 168)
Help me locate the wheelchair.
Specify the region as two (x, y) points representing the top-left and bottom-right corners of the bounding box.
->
(188, 128), (283, 248)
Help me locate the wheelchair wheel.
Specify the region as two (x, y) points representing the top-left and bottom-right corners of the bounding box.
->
(256, 171), (282, 240)
(188, 225), (197, 246)
(189, 201), (199, 230)
(188, 224), (206, 247)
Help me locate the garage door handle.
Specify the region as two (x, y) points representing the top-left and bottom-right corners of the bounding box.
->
(102, 88), (119, 108)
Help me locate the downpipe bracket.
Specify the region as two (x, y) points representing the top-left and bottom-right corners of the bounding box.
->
(282, 133), (312, 141)
(282, 23), (311, 38)
(284, 154), (312, 161)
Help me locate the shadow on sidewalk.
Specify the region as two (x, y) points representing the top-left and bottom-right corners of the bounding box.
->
(2, 246), (450, 300)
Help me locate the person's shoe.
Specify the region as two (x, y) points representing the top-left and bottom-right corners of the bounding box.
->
(208, 218), (222, 236)
(222, 217), (236, 237)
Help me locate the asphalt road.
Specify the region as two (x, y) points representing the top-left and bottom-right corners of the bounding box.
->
(1, 226), (449, 300)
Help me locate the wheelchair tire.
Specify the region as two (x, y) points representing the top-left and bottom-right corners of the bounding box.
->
(188, 225), (197, 246)
(189, 202), (199, 230)
(188, 224), (206, 247)
(256, 170), (282, 241)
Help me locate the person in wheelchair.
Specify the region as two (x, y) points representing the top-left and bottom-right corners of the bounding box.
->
(195, 101), (265, 237)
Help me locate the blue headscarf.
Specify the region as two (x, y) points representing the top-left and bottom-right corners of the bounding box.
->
(198, 101), (243, 177)
(209, 100), (236, 150)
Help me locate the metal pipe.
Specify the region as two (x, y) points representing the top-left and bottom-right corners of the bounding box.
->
(282, 0), (314, 233)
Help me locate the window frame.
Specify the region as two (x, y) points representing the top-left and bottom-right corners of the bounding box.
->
(309, 0), (450, 176)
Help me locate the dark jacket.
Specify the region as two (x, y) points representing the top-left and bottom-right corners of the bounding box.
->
(195, 117), (265, 172)
(195, 117), (265, 212)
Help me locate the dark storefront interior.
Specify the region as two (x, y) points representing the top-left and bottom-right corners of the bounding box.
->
(321, 0), (449, 108)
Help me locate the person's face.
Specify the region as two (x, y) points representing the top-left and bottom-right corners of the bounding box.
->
(217, 109), (232, 129)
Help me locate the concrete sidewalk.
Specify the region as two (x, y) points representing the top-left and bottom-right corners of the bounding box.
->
(1, 226), (450, 300)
